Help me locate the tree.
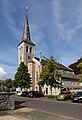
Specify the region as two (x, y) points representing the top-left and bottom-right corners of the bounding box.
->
(39, 56), (59, 95)
(4, 79), (13, 91)
(15, 62), (32, 89)
(77, 62), (82, 82)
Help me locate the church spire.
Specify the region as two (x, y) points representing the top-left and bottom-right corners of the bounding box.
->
(22, 7), (31, 41)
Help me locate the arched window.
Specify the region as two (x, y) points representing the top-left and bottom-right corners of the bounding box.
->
(26, 46), (28, 52)
(29, 47), (32, 53)
(36, 71), (38, 81)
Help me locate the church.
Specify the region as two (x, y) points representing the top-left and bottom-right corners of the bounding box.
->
(18, 10), (80, 95)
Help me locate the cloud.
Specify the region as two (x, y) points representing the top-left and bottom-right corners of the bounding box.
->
(51, 0), (82, 46)
(0, 44), (17, 65)
(30, 23), (50, 58)
(0, 63), (17, 80)
(0, 67), (7, 76)
(2, 0), (22, 40)
(0, 43), (17, 80)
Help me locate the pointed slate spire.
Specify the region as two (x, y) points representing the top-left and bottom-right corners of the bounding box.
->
(18, 7), (35, 46)
(22, 7), (31, 41)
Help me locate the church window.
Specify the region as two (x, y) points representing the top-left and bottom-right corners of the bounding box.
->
(29, 47), (32, 53)
(36, 71), (38, 81)
(20, 56), (22, 60)
(26, 46), (28, 52)
(28, 56), (30, 60)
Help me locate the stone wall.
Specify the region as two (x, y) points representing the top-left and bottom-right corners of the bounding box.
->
(0, 92), (15, 110)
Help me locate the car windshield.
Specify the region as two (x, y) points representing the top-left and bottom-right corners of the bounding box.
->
(74, 92), (82, 96)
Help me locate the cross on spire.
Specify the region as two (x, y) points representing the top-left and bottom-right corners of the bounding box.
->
(26, 7), (28, 16)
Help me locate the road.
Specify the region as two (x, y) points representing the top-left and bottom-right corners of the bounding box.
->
(15, 96), (82, 120)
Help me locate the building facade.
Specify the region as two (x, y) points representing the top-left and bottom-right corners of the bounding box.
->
(18, 11), (80, 95)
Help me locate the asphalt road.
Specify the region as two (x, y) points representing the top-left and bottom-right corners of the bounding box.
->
(15, 96), (82, 120)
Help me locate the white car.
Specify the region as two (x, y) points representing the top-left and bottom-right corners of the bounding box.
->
(17, 91), (22, 96)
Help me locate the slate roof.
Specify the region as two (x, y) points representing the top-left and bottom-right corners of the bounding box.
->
(35, 57), (47, 66)
(58, 63), (73, 72)
(35, 57), (73, 72)
(18, 14), (35, 46)
(34, 57), (79, 80)
(18, 40), (35, 46)
(61, 73), (79, 80)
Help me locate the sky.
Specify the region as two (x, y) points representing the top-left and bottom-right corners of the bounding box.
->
(0, 0), (82, 80)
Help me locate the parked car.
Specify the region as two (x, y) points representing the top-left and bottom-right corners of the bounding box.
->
(17, 91), (28, 97)
(21, 91), (28, 97)
(17, 91), (22, 96)
(71, 91), (82, 102)
(28, 91), (44, 98)
(56, 91), (72, 101)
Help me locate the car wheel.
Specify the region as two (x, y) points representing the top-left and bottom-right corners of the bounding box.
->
(78, 99), (82, 103)
(71, 99), (74, 102)
(63, 97), (65, 100)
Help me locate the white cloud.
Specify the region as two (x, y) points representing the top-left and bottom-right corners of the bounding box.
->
(0, 67), (7, 76)
(2, 0), (22, 40)
(51, 0), (82, 46)
(0, 44), (17, 65)
(0, 63), (17, 80)
(31, 24), (50, 57)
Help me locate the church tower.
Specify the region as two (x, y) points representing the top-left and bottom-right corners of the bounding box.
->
(18, 8), (35, 66)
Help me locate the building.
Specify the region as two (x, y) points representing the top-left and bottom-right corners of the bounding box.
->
(18, 10), (80, 95)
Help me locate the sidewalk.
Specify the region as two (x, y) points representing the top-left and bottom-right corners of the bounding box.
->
(0, 107), (78, 120)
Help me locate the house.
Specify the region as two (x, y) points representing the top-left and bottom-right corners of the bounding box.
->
(18, 9), (80, 95)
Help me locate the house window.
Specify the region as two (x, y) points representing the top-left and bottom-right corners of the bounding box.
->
(26, 46), (28, 52)
(29, 47), (32, 53)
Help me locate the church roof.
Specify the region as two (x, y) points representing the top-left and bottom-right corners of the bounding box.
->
(35, 57), (73, 72)
(35, 57), (47, 66)
(18, 10), (35, 46)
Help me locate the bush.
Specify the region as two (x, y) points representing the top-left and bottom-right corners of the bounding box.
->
(46, 95), (54, 98)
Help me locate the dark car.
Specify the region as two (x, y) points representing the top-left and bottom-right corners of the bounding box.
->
(28, 91), (44, 98)
(17, 91), (29, 97)
(71, 91), (82, 102)
(21, 91), (28, 97)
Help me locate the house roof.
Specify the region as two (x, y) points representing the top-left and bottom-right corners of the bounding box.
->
(58, 63), (73, 72)
(61, 73), (79, 80)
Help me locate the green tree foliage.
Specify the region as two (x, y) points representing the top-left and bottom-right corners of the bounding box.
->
(39, 56), (59, 95)
(77, 62), (82, 82)
(15, 62), (32, 89)
(69, 57), (82, 75)
(4, 79), (13, 91)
